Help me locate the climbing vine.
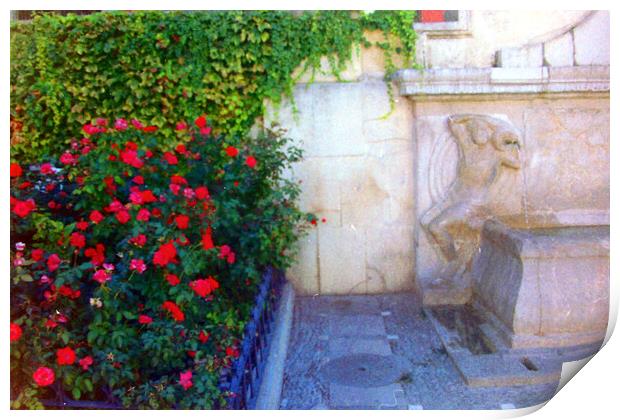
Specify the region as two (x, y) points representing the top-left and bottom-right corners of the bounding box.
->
(10, 10), (417, 162)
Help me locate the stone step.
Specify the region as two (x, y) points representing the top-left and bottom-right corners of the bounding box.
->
(424, 307), (563, 387)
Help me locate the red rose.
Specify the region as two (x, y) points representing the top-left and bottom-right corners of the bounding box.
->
(129, 191), (144, 205)
(10, 163), (22, 178)
(226, 346), (240, 358)
(89, 210), (104, 224)
(129, 234), (147, 247)
(70, 232), (86, 248)
(136, 208), (151, 222)
(83, 123), (100, 135)
(169, 183), (181, 195)
(162, 301), (185, 322)
(138, 315), (153, 325)
(31, 248), (44, 261)
(114, 118), (128, 131)
(10, 323), (22, 342)
(60, 152), (77, 165)
(225, 146), (239, 157)
(170, 175), (188, 185)
(183, 188), (195, 199)
(120, 149), (144, 168)
(58, 285), (80, 299)
(189, 276), (219, 298)
(219, 245), (236, 264)
(140, 190), (157, 203)
(179, 370), (193, 390)
(56, 346), (76, 365)
(195, 186), (210, 200)
(115, 210), (131, 224)
(76, 221), (89, 231)
(40, 163), (54, 175)
(143, 125), (158, 133)
(93, 269), (112, 283)
(176, 122), (187, 131)
(131, 119), (144, 129)
(153, 241), (178, 267)
(163, 152), (178, 165)
(125, 141), (138, 150)
(79, 356), (93, 371)
(165, 273), (180, 286)
(47, 254), (61, 272)
(175, 144), (187, 154)
(194, 115), (207, 128)
(198, 330), (210, 344)
(106, 199), (124, 213)
(200, 126), (212, 136)
(132, 175), (144, 185)
(219, 245), (231, 258)
(175, 214), (190, 229)
(245, 155), (257, 168)
(85, 243), (105, 266)
(201, 227), (215, 250)
(33, 367), (55, 387)
(130, 259), (147, 273)
(12, 198), (36, 218)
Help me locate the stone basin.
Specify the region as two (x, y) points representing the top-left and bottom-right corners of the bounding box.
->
(471, 220), (609, 349)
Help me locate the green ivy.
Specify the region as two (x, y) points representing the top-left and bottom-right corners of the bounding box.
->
(10, 10), (417, 162)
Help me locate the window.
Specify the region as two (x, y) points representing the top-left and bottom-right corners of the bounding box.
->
(414, 10), (472, 38)
(415, 10), (459, 23)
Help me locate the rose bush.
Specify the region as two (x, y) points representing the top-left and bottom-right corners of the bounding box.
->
(10, 116), (313, 409)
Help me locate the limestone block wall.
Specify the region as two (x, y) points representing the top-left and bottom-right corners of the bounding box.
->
(267, 62), (416, 295)
(266, 11), (609, 296)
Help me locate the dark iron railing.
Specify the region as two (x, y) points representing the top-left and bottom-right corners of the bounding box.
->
(36, 267), (286, 410)
(217, 266), (285, 409)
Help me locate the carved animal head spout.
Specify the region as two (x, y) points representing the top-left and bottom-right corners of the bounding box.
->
(448, 114), (523, 169)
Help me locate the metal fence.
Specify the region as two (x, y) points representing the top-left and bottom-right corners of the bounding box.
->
(218, 266), (285, 409)
(37, 267), (285, 410)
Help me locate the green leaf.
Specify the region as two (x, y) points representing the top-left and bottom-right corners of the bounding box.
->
(84, 378), (93, 392)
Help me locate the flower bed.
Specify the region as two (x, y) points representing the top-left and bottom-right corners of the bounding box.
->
(10, 116), (313, 409)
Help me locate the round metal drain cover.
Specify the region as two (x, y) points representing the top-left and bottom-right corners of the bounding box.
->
(320, 353), (411, 387)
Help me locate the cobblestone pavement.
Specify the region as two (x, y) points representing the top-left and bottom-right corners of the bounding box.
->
(280, 293), (558, 410)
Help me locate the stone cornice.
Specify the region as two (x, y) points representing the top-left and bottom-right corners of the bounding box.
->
(394, 65), (609, 99)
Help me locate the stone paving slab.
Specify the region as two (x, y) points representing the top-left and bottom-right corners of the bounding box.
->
(280, 293), (560, 410)
(309, 295), (383, 316)
(329, 383), (404, 409)
(328, 314), (386, 337)
(328, 337), (392, 358)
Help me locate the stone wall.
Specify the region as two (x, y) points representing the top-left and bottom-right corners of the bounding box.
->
(268, 11), (610, 295)
(408, 94), (609, 282)
(267, 74), (416, 295)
